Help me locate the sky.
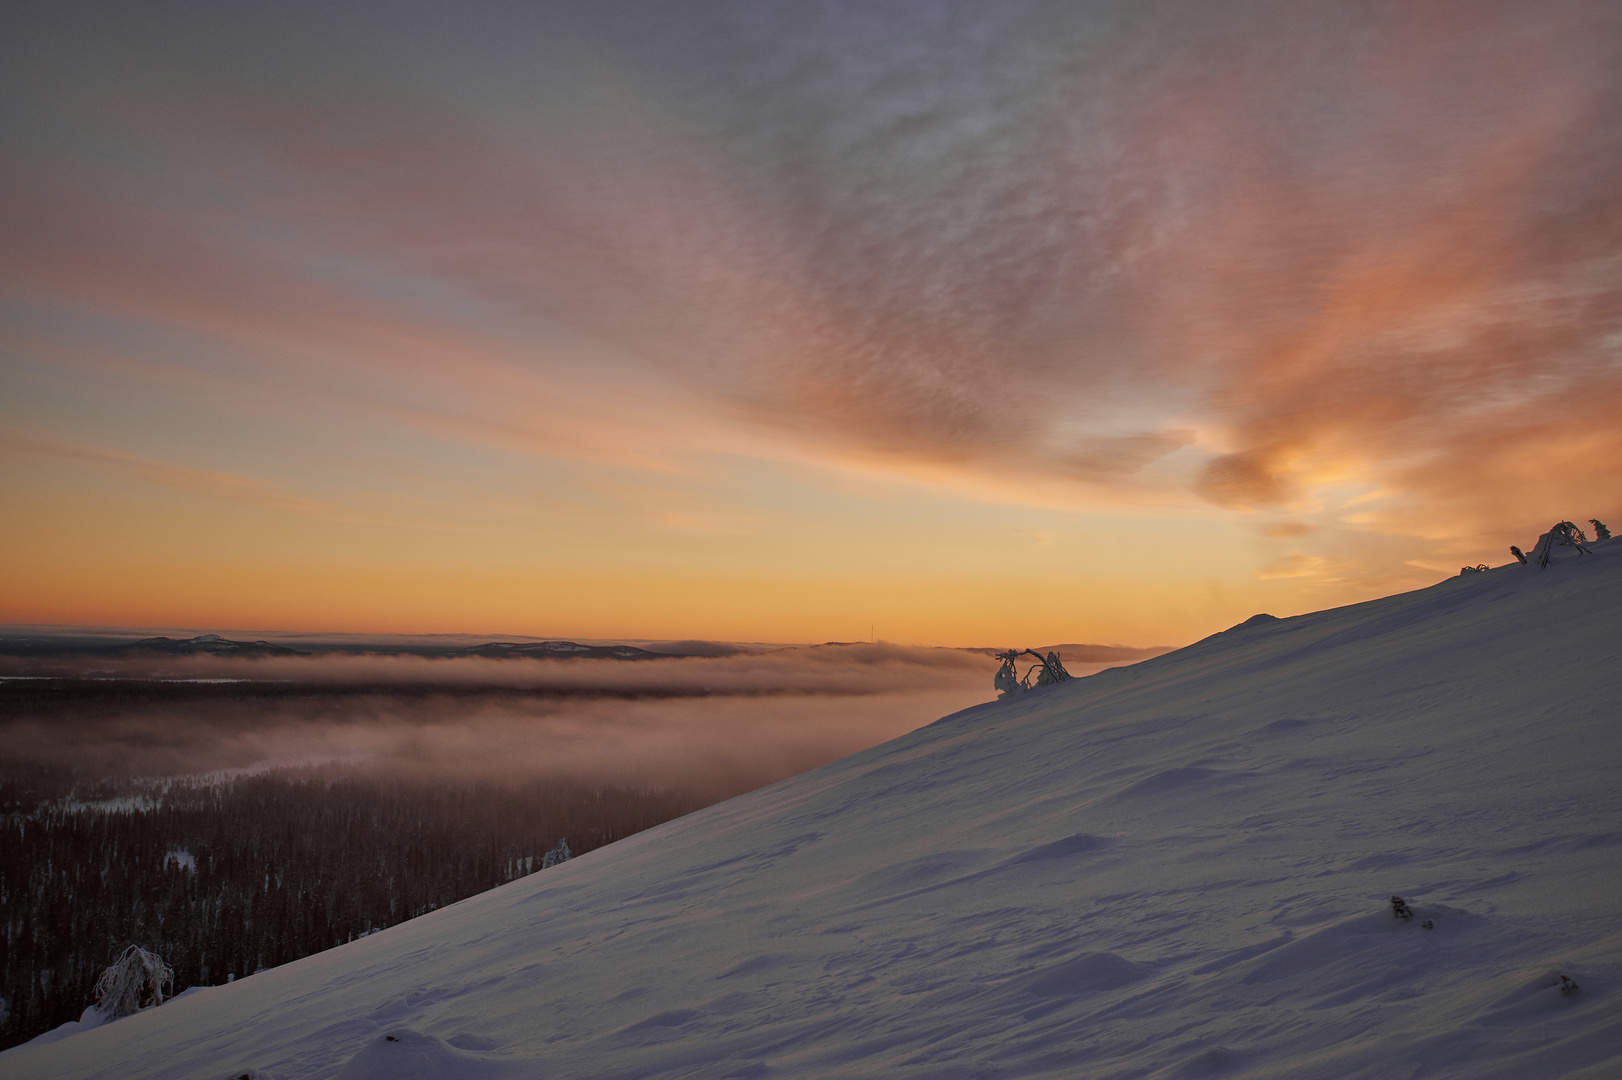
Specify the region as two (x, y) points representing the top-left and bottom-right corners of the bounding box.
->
(2, 0), (1619, 647)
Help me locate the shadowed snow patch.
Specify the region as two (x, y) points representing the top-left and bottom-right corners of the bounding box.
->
(850, 850), (994, 895)
(1155, 1043), (1241, 1077)
(1238, 906), (1485, 991)
(1467, 966), (1602, 1026)
(1107, 766), (1250, 802)
(717, 954), (796, 980)
(623, 1009), (699, 1030)
(610, 1009), (703, 1047)
(1254, 718), (1313, 735)
(1013, 952), (1147, 998)
(1002, 833), (1114, 864)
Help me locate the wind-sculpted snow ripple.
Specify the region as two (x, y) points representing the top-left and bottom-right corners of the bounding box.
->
(331, 1029), (527, 1080)
(1010, 952), (1149, 999)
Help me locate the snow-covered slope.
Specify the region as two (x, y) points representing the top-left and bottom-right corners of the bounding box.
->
(7, 544), (1620, 1080)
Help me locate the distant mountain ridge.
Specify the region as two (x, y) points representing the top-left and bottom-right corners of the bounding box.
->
(113, 635), (305, 657)
(0, 634), (1171, 665)
(457, 641), (678, 661)
(0, 635), (706, 661)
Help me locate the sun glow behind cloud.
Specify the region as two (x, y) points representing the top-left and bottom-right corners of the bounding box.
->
(2, 0), (1619, 645)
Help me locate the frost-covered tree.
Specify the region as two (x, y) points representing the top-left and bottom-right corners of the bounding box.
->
(1509, 546), (1527, 564)
(93, 946), (173, 1020)
(993, 649), (1072, 697)
(1034, 651), (1071, 686)
(541, 838), (571, 869)
(1592, 519), (1611, 541)
(993, 656), (1022, 699)
(1532, 522), (1593, 568)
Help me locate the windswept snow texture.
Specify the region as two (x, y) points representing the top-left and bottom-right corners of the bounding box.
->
(7, 544), (1621, 1079)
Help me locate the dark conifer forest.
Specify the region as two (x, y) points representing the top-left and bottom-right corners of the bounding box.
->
(0, 653), (951, 1052)
(0, 767), (712, 1050)
(0, 673), (777, 1051)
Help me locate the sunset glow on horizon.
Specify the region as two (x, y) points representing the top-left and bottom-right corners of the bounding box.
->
(3, 0), (1619, 647)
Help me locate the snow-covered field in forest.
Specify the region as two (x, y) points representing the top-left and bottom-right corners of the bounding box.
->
(6, 541), (1619, 1080)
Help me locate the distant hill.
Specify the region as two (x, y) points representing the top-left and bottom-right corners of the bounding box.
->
(0, 634), (708, 662)
(457, 641), (680, 661)
(0, 634), (310, 658)
(127, 635), (307, 657)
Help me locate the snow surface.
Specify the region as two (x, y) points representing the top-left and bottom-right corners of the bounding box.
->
(5, 543), (1620, 1080)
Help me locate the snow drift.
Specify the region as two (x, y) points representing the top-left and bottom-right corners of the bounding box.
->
(6, 542), (1620, 1079)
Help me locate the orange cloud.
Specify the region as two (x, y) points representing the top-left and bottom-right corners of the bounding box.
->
(5, 0), (1620, 640)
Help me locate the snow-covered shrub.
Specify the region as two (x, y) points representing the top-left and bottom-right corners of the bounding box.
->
(1035, 651), (1071, 686)
(1559, 973), (1580, 996)
(1389, 895), (1413, 921)
(1592, 519), (1611, 541)
(541, 839), (571, 869)
(992, 649), (1072, 697)
(993, 657), (1022, 699)
(1532, 522), (1593, 568)
(93, 945), (173, 1020)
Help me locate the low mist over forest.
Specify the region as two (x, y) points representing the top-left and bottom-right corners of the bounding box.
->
(0, 640), (1010, 787)
(1, 638), (1026, 1049)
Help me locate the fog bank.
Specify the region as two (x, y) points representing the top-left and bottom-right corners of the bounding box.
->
(1, 645), (1007, 795)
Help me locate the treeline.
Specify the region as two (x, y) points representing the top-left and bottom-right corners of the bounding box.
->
(0, 770), (711, 1050)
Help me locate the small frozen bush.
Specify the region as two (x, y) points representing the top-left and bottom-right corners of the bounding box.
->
(93, 945), (173, 1020)
(542, 838), (571, 869)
